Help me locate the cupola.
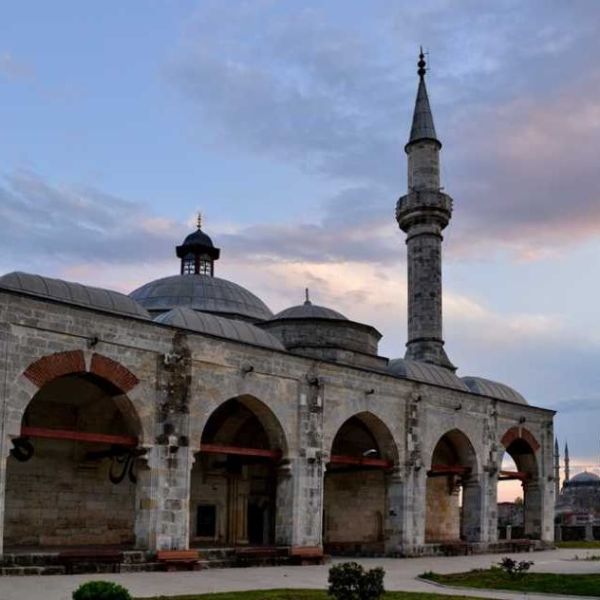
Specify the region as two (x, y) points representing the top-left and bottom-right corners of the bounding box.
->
(176, 213), (221, 276)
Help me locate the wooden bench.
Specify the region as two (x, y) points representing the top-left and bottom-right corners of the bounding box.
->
(157, 550), (201, 571)
(289, 546), (326, 565)
(439, 542), (472, 556)
(59, 548), (123, 574)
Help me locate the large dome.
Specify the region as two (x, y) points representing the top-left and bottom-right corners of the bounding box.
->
(129, 274), (273, 322)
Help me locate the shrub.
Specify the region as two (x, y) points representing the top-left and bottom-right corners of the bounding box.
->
(498, 557), (534, 578)
(72, 580), (132, 600)
(328, 561), (385, 600)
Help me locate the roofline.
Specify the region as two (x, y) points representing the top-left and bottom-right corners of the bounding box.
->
(0, 288), (555, 413)
(262, 316), (382, 340)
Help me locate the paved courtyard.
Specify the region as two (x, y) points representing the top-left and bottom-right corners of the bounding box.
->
(0, 548), (598, 600)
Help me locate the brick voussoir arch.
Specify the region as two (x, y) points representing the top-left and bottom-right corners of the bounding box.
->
(90, 353), (139, 393)
(23, 350), (139, 394)
(24, 350), (86, 388)
(500, 426), (540, 452)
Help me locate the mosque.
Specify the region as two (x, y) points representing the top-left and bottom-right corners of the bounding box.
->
(554, 443), (600, 541)
(0, 53), (556, 571)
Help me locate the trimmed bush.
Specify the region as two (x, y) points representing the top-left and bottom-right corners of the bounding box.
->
(328, 561), (385, 600)
(72, 580), (132, 600)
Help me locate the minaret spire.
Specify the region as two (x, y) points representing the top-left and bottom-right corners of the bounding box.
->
(408, 48), (440, 150)
(564, 442), (570, 482)
(396, 49), (455, 370)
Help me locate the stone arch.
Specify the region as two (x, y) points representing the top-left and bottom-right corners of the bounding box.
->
(323, 411), (398, 554)
(498, 426), (541, 539)
(188, 376), (295, 455)
(23, 351), (139, 395)
(425, 428), (481, 543)
(329, 411), (399, 465)
(199, 394), (288, 456)
(190, 395), (288, 547)
(13, 350), (144, 443)
(4, 353), (145, 551)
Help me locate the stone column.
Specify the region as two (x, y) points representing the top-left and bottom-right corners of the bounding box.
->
(289, 456), (324, 548)
(461, 477), (484, 542)
(412, 466), (427, 549)
(384, 467), (406, 554)
(275, 462), (294, 545)
(134, 444), (193, 551)
(523, 480), (542, 539)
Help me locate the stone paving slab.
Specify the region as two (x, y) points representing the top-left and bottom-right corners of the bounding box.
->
(0, 549), (598, 600)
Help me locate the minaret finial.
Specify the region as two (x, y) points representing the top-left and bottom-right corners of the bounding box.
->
(417, 46), (426, 79)
(197, 212), (202, 230)
(304, 287), (311, 305)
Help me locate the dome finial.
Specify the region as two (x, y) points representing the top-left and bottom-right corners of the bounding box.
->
(304, 287), (311, 305)
(417, 46), (427, 79)
(197, 212), (203, 230)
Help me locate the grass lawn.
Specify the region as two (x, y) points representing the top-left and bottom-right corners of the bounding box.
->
(138, 591), (495, 600)
(557, 540), (600, 549)
(422, 569), (600, 596)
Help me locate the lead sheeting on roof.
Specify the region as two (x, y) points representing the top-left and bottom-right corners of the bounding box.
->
(461, 376), (528, 405)
(154, 307), (284, 351)
(0, 272), (150, 319)
(387, 357), (468, 391)
(130, 274), (273, 321)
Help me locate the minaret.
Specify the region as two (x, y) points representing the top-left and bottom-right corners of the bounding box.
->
(396, 49), (455, 370)
(554, 438), (560, 498)
(564, 442), (570, 482)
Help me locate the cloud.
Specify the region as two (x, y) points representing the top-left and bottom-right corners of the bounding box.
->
(167, 2), (600, 260)
(0, 170), (186, 275)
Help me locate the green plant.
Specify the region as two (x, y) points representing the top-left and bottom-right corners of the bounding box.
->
(327, 562), (385, 600)
(498, 557), (534, 578)
(72, 580), (132, 600)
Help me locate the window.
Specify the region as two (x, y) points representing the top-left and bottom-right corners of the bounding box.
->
(198, 260), (212, 275)
(196, 504), (217, 537)
(182, 259), (195, 274)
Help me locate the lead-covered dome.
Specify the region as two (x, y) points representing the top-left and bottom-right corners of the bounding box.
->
(0, 272), (150, 319)
(569, 471), (600, 484)
(130, 274), (273, 322)
(155, 307), (283, 350)
(273, 302), (347, 321)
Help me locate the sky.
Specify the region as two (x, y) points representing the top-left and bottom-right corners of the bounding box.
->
(1, 1), (600, 498)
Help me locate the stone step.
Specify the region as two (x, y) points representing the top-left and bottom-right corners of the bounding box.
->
(1, 566), (66, 576)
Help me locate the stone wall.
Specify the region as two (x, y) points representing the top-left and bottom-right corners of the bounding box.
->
(0, 289), (557, 555)
(425, 476), (459, 542)
(5, 441), (136, 547)
(324, 470), (385, 545)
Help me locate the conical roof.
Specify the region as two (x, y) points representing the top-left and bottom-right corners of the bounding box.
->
(406, 50), (441, 149)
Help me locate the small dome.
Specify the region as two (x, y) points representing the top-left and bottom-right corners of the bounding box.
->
(272, 301), (348, 321)
(130, 274), (273, 322)
(387, 358), (469, 391)
(155, 307), (284, 351)
(461, 376), (528, 405)
(181, 228), (215, 249)
(0, 272), (150, 319)
(570, 471), (600, 484)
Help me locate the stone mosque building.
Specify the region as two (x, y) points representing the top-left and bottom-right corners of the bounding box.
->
(555, 442), (600, 541)
(0, 54), (556, 566)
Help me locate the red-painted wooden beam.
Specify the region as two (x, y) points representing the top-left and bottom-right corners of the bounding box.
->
(328, 454), (393, 469)
(499, 469), (530, 481)
(428, 464), (471, 477)
(200, 442), (282, 460)
(20, 426), (137, 447)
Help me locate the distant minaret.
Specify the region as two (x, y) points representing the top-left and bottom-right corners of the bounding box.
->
(565, 442), (570, 482)
(554, 438), (560, 498)
(396, 49), (455, 370)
